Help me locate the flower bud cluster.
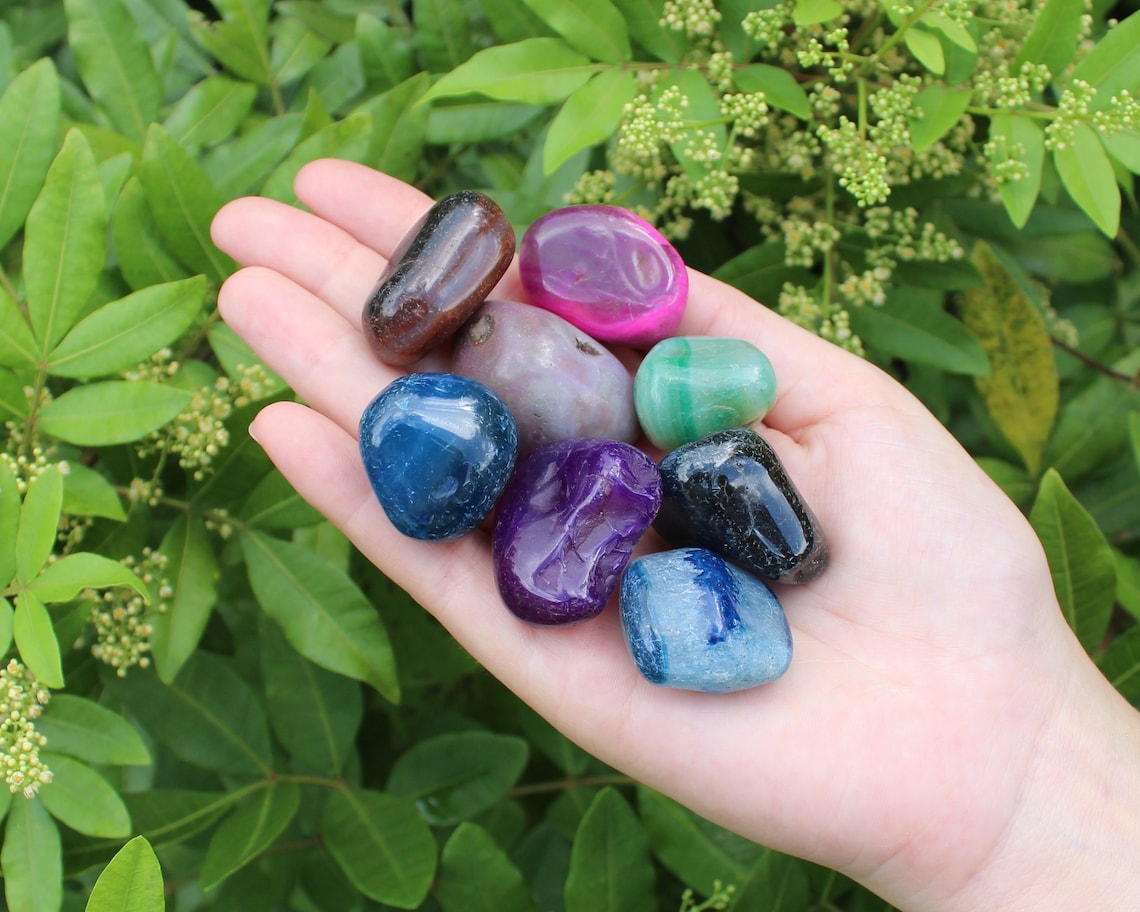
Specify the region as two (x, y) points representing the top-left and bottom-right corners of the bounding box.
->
(139, 362), (274, 480)
(818, 118), (891, 207)
(660, 0), (722, 39)
(84, 549), (169, 677)
(782, 218), (841, 268)
(1045, 79), (1098, 150)
(0, 660), (52, 799)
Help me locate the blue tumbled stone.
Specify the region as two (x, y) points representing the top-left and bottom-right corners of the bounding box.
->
(619, 547), (792, 693)
(359, 373), (518, 540)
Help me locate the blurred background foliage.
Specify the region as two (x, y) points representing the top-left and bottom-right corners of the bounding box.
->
(0, 0), (1138, 909)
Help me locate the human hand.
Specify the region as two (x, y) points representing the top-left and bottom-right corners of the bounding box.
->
(212, 160), (1140, 912)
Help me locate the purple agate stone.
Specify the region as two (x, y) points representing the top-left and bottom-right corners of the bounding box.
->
(493, 439), (662, 625)
(453, 300), (638, 453)
(518, 205), (687, 348)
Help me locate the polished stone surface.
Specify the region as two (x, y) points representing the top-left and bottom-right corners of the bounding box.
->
(453, 300), (639, 453)
(620, 547), (792, 692)
(518, 205), (687, 347)
(634, 336), (777, 451)
(359, 373), (517, 540)
(655, 428), (828, 584)
(364, 191), (515, 366)
(493, 439), (661, 625)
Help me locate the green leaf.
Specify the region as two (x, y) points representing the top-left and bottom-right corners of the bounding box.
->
(0, 368), (29, 422)
(733, 64), (811, 119)
(793, 0), (843, 26)
(270, 16), (332, 87)
(849, 287), (990, 375)
(260, 111), (373, 203)
(610, 0), (683, 62)
(241, 531), (399, 703)
(387, 732), (529, 826)
(909, 85), (971, 152)
(544, 69), (635, 174)
(1054, 123), (1120, 238)
(1029, 469), (1117, 654)
(357, 13), (415, 90)
(104, 652), (273, 777)
(437, 823), (539, 912)
(37, 381), (193, 447)
(1104, 127), (1140, 172)
(15, 464), (62, 584)
(959, 242), (1059, 475)
(1045, 351), (1140, 481)
(1070, 10), (1140, 107)
(0, 459), (19, 587)
(24, 129), (106, 353)
(730, 851), (811, 912)
(413, 0), (474, 72)
(35, 694), (150, 766)
(38, 753), (131, 838)
(164, 75), (257, 154)
(1132, 412), (1140, 471)
(361, 74), (433, 184)
(904, 27), (945, 75)
(0, 58), (60, 252)
(47, 277), (205, 379)
(989, 113), (1046, 229)
(0, 604), (9, 671)
(1116, 549), (1140, 622)
(140, 124), (236, 284)
(0, 285), (37, 370)
(125, 789), (232, 846)
(1013, 0), (1083, 78)
(14, 590), (62, 688)
(84, 836), (164, 912)
(320, 788), (437, 909)
(421, 38), (595, 106)
(894, 256), (984, 290)
(564, 788), (654, 912)
(259, 617), (361, 775)
(64, 0), (161, 141)
(637, 788), (753, 894)
(112, 177), (192, 292)
(200, 782), (301, 890)
(713, 241), (814, 308)
(29, 552), (147, 603)
(150, 514), (218, 683)
(2, 797), (61, 912)
(206, 322), (285, 394)
(517, 0), (631, 63)
(1097, 625), (1140, 702)
(61, 463), (126, 521)
(191, 0), (273, 84)
(921, 11), (976, 52)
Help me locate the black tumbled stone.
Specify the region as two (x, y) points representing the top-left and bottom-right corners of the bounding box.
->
(655, 428), (828, 584)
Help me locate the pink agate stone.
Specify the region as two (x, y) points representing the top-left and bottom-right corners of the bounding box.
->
(518, 205), (687, 348)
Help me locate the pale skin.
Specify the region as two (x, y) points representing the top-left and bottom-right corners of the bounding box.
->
(212, 159), (1140, 912)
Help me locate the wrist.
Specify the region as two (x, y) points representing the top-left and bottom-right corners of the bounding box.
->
(945, 634), (1140, 912)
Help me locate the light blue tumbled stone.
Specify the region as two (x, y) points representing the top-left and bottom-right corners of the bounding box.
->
(619, 548), (792, 693)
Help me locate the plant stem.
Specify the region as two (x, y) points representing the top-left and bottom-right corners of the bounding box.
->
(509, 773), (635, 798)
(860, 0), (938, 73)
(1051, 336), (1140, 387)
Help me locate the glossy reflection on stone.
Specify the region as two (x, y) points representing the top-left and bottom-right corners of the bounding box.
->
(518, 205), (687, 347)
(359, 373), (518, 541)
(364, 191), (515, 367)
(453, 300), (639, 453)
(620, 547), (792, 693)
(634, 336), (777, 451)
(655, 428), (828, 584)
(493, 439), (661, 625)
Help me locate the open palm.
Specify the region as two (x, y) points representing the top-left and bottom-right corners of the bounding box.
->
(212, 160), (1111, 911)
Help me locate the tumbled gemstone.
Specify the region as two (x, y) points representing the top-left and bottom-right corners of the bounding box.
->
(518, 205), (687, 347)
(634, 336), (777, 451)
(620, 547), (792, 693)
(364, 191), (515, 367)
(493, 439), (661, 625)
(359, 373), (517, 541)
(453, 300), (639, 453)
(655, 428), (828, 584)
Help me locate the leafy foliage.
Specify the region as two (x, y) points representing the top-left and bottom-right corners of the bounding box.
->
(0, 0), (1137, 909)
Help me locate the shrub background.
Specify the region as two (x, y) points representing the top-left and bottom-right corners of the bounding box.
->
(0, 0), (1138, 909)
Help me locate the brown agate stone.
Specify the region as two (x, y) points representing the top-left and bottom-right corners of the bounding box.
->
(363, 191), (515, 366)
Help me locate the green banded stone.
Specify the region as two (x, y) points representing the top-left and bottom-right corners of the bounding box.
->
(634, 337), (777, 451)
